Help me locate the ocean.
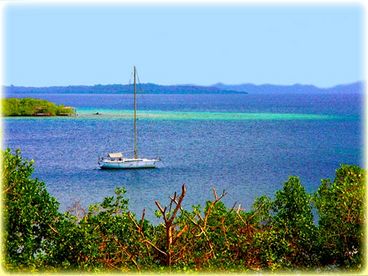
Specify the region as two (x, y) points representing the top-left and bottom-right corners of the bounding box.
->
(3, 92), (363, 220)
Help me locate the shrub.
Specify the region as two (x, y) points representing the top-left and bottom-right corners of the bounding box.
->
(1, 98), (75, 116)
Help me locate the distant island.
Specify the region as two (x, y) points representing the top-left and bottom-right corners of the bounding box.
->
(2, 98), (76, 117)
(212, 81), (362, 94)
(4, 83), (245, 95)
(3, 81), (362, 95)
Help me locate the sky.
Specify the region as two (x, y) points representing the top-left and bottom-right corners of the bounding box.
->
(3, 3), (364, 87)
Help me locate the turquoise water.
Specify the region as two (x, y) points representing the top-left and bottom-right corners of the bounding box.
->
(76, 108), (344, 121)
(3, 93), (363, 220)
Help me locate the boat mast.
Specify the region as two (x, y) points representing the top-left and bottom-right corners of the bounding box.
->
(133, 66), (138, 159)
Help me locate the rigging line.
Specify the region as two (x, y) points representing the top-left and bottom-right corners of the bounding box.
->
(136, 68), (144, 95)
(128, 72), (132, 85)
(126, 68), (135, 156)
(134, 67), (140, 113)
(127, 69), (133, 97)
(128, 69), (134, 87)
(133, 67), (139, 158)
(135, 67), (146, 113)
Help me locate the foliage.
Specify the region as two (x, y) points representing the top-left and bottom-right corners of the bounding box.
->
(50, 188), (156, 271)
(314, 165), (365, 268)
(252, 176), (319, 270)
(2, 149), (365, 272)
(2, 149), (61, 269)
(1, 98), (75, 116)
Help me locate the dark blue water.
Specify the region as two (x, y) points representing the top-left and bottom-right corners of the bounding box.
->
(3, 93), (363, 220)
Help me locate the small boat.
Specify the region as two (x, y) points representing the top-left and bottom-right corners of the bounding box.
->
(98, 66), (160, 169)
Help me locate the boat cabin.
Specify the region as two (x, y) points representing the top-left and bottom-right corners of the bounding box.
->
(108, 152), (124, 161)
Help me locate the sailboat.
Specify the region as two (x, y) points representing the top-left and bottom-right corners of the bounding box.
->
(98, 66), (160, 169)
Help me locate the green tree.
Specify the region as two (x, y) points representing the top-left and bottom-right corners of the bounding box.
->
(2, 149), (62, 269)
(252, 176), (318, 270)
(272, 177), (319, 267)
(314, 164), (365, 269)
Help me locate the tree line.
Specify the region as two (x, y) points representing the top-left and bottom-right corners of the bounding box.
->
(2, 149), (365, 272)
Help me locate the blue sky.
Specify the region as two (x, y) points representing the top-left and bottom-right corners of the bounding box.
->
(4, 4), (364, 87)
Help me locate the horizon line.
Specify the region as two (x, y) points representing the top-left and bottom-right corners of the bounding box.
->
(3, 80), (363, 90)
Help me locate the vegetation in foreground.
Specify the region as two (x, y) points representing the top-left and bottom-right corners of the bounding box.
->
(2, 149), (365, 272)
(1, 98), (75, 116)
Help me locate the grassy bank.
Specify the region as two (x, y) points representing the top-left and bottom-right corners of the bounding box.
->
(1, 98), (75, 116)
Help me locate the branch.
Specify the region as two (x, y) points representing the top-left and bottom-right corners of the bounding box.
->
(143, 239), (167, 256)
(155, 200), (168, 224)
(168, 184), (186, 224)
(171, 201), (214, 255)
(212, 187), (227, 203)
(140, 208), (146, 230)
(229, 201), (238, 213)
(111, 235), (140, 270)
(48, 223), (59, 234)
(203, 187), (227, 229)
(168, 192), (177, 214)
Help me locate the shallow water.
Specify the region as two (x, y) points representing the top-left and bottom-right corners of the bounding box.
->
(76, 108), (346, 121)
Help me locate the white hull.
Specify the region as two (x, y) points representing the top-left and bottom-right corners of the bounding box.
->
(99, 158), (158, 169)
